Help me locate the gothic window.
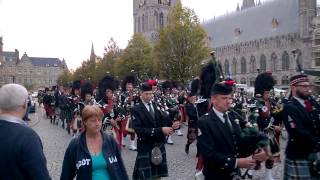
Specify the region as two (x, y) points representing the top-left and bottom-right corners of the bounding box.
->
(281, 76), (289, 85)
(240, 78), (246, 84)
(159, 12), (164, 27)
(234, 28), (241, 37)
(282, 51), (290, 71)
(145, 14), (148, 31)
(249, 77), (255, 86)
(224, 60), (229, 75)
(138, 16), (141, 32)
(249, 55), (256, 73)
(271, 53), (277, 72)
(295, 49), (302, 69)
(272, 18), (279, 28)
(142, 14), (145, 32)
(260, 54), (266, 72)
(240, 57), (246, 74)
(154, 11), (159, 29)
(232, 58), (237, 75)
(273, 77), (278, 85)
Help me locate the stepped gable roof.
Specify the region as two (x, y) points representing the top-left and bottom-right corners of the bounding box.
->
(203, 0), (299, 48)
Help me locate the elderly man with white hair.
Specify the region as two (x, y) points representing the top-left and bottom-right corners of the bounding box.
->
(0, 84), (51, 180)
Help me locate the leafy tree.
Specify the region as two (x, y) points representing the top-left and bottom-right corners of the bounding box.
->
(57, 70), (72, 86)
(154, 0), (210, 84)
(96, 38), (121, 82)
(117, 33), (155, 81)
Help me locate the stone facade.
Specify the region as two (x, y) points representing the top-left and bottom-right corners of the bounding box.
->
(0, 37), (67, 90)
(133, 0), (177, 43)
(203, 0), (319, 88)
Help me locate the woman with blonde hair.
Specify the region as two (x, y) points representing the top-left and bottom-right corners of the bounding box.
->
(60, 105), (128, 180)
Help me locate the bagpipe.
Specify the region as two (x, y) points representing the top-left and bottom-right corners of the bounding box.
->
(98, 97), (127, 144)
(69, 95), (83, 132)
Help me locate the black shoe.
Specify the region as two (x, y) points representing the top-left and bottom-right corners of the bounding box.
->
(185, 144), (190, 154)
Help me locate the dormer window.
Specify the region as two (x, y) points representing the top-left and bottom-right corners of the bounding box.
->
(234, 28), (241, 36)
(272, 18), (279, 28)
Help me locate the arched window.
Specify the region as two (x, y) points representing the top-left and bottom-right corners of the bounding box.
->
(138, 16), (141, 32)
(224, 59), (229, 75)
(282, 51), (290, 71)
(154, 11), (159, 29)
(232, 58), (237, 75)
(240, 78), (247, 84)
(241, 57), (246, 74)
(271, 53), (277, 72)
(134, 17), (138, 33)
(159, 12), (164, 27)
(296, 49), (302, 69)
(249, 55), (256, 73)
(142, 14), (145, 32)
(260, 54), (266, 72)
(249, 77), (255, 86)
(281, 76), (289, 85)
(145, 14), (148, 31)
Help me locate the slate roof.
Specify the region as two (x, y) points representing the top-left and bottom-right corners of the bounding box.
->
(3, 51), (18, 63)
(30, 57), (63, 67)
(203, 0), (300, 48)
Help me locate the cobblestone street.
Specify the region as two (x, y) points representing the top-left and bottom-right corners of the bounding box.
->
(30, 106), (284, 180)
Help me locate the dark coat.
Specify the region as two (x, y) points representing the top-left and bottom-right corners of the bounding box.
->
(60, 131), (129, 180)
(185, 103), (198, 128)
(131, 102), (172, 180)
(197, 109), (250, 180)
(282, 98), (320, 159)
(0, 118), (51, 180)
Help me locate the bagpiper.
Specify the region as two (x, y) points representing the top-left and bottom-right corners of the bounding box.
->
(282, 74), (320, 179)
(43, 87), (56, 124)
(120, 75), (139, 151)
(253, 72), (282, 180)
(69, 80), (82, 137)
(97, 75), (124, 148)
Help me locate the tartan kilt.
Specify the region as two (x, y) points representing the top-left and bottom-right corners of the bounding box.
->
(133, 145), (168, 180)
(44, 105), (55, 116)
(284, 158), (312, 180)
(64, 110), (74, 123)
(187, 127), (198, 144)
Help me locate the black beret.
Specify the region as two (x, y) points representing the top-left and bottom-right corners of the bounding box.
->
(140, 82), (152, 92)
(211, 83), (233, 95)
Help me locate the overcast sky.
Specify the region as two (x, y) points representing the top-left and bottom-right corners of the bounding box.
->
(0, 0), (270, 70)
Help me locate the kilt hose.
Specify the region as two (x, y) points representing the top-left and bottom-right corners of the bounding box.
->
(284, 158), (313, 180)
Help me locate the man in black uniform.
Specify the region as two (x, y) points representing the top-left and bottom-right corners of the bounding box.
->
(283, 74), (320, 179)
(197, 82), (268, 180)
(132, 82), (179, 180)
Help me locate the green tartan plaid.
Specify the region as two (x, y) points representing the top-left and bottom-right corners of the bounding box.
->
(132, 147), (168, 180)
(284, 158), (312, 180)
